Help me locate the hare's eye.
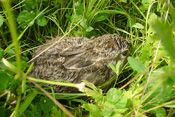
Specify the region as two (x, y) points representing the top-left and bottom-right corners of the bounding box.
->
(121, 50), (128, 56)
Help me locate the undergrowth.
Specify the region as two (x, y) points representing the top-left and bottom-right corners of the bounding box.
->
(0, 0), (175, 117)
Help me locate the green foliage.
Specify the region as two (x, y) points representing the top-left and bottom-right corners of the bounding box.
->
(82, 88), (130, 117)
(128, 57), (146, 73)
(0, 14), (4, 27)
(22, 96), (60, 117)
(0, 70), (11, 92)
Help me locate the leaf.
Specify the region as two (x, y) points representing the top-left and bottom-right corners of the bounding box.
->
(155, 108), (166, 117)
(0, 14), (4, 27)
(127, 57), (146, 73)
(142, 0), (152, 4)
(71, 14), (82, 23)
(114, 108), (128, 114)
(74, 2), (83, 15)
(148, 13), (158, 25)
(2, 58), (17, 72)
(94, 13), (108, 22)
(25, 63), (34, 75)
(23, 0), (35, 11)
(109, 63), (117, 74)
(119, 0), (127, 3)
(170, 5), (175, 32)
(17, 10), (35, 25)
(106, 88), (123, 103)
(99, 109), (113, 116)
(86, 26), (94, 32)
(0, 106), (10, 117)
(82, 103), (101, 117)
(0, 70), (10, 92)
(18, 91), (37, 116)
(36, 15), (47, 26)
(80, 18), (88, 29)
(127, 18), (136, 27)
(115, 61), (122, 75)
(140, 44), (152, 62)
(40, 97), (55, 115)
(161, 77), (174, 100)
(149, 107), (166, 117)
(82, 80), (103, 99)
(132, 23), (144, 29)
(0, 48), (4, 59)
(7, 49), (15, 56)
(21, 61), (29, 69)
(93, 10), (128, 24)
(151, 18), (175, 60)
(114, 96), (127, 108)
(109, 62), (122, 75)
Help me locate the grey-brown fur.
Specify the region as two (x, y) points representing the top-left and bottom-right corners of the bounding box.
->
(29, 34), (131, 92)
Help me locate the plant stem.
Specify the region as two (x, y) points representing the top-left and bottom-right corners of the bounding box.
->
(2, 0), (22, 78)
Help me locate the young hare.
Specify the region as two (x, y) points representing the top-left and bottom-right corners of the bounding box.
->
(29, 34), (131, 92)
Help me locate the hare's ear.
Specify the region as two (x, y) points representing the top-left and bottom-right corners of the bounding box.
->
(60, 50), (82, 56)
(60, 46), (84, 57)
(63, 59), (94, 70)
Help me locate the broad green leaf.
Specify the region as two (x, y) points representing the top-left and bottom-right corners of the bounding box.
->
(51, 107), (67, 117)
(0, 70), (10, 92)
(94, 13), (108, 22)
(148, 13), (158, 25)
(149, 107), (166, 117)
(114, 108), (128, 113)
(142, 0), (152, 4)
(127, 57), (146, 73)
(40, 97), (55, 115)
(151, 19), (175, 60)
(106, 88), (123, 103)
(140, 44), (152, 62)
(80, 19), (88, 29)
(161, 77), (174, 101)
(23, 0), (35, 11)
(0, 14), (4, 27)
(99, 109), (113, 116)
(7, 49), (15, 56)
(109, 63), (117, 74)
(170, 5), (175, 32)
(155, 108), (166, 117)
(86, 26), (94, 32)
(36, 15), (47, 26)
(114, 96), (127, 108)
(93, 10), (128, 24)
(132, 23), (144, 29)
(21, 61), (29, 69)
(71, 14), (82, 23)
(17, 10), (35, 25)
(82, 103), (101, 117)
(115, 61), (122, 75)
(74, 2), (83, 15)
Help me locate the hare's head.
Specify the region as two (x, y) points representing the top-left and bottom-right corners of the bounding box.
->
(91, 34), (131, 66)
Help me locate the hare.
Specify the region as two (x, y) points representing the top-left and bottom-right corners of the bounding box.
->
(29, 34), (131, 92)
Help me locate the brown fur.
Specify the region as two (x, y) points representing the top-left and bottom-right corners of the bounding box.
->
(29, 34), (131, 92)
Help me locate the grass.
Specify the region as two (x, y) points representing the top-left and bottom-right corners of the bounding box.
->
(0, 0), (175, 117)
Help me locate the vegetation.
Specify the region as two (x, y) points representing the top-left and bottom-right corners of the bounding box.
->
(0, 0), (175, 116)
